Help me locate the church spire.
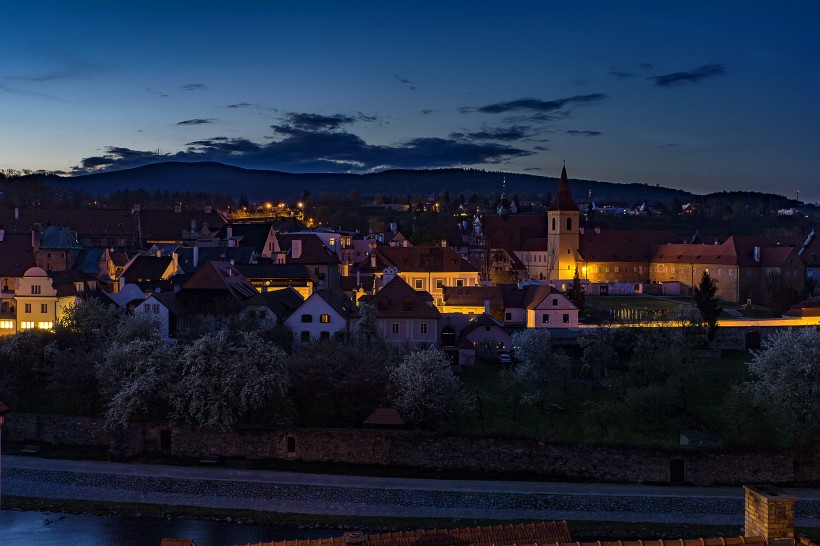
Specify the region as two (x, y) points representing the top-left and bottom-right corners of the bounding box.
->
(548, 165), (579, 211)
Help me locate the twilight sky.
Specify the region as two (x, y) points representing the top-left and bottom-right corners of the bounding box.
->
(2, 1), (819, 202)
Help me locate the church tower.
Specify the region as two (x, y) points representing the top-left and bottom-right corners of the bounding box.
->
(547, 165), (580, 281)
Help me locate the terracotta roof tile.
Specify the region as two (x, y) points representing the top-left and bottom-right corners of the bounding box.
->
(356, 276), (440, 319)
(0, 232), (35, 277)
(579, 229), (681, 262)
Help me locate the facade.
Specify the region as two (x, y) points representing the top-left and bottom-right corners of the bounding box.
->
(285, 289), (356, 343)
(354, 276), (440, 346)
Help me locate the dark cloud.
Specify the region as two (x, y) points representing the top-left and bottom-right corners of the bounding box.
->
(225, 102), (254, 108)
(420, 109), (433, 115)
(653, 63), (726, 87)
(533, 145), (549, 151)
(524, 167), (542, 171)
(462, 94), (608, 114)
(176, 118), (215, 126)
(563, 130), (602, 137)
(395, 74), (416, 90)
(182, 83), (207, 91)
(449, 126), (531, 142)
(278, 112), (378, 133)
(72, 126), (530, 175)
(145, 87), (169, 97)
(608, 69), (635, 80)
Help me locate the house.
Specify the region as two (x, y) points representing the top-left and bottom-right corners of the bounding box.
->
(499, 283), (579, 328)
(438, 312), (512, 365)
(261, 287), (304, 323)
(136, 261), (272, 338)
(33, 225), (83, 272)
(8, 267), (98, 334)
(352, 245), (480, 308)
(234, 263), (316, 299)
(271, 233), (341, 289)
(650, 238), (740, 302)
(284, 289), (356, 343)
(0, 232), (36, 334)
(353, 276), (440, 346)
(215, 222), (277, 258)
(175, 246), (257, 274)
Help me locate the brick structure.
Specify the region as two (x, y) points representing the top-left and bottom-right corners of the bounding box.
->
(744, 485), (797, 540)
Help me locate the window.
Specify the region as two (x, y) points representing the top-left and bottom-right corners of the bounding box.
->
(456, 279), (464, 287)
(563, 313), (570, 324)
(153, 304), (160, 313)
(0, 320), (14, 329)
(542, 314), (550, 323)
(301, 314), (313, 323)
(300, 331), (310, 342)
(414, 279), (424, 289)
(38, 321), (53, 329)
(286, 435), (296, 454)
(729, 269), (734, 276)
(41, 304), (48, 313)
(320, 314), (330, 323)
(718, 268), (723, 276)
(420, 323), (428, 334)
(552, 217), (556, 231)
(567, 218), (572, 231)
(605, 266), (611, 273)
(505, 312), (512, 321)
(24, 304), (31, 313)
(329, 237), (335, 247)
(391, 323), (400, 334)
(47, 252), (52, 258)
(614, 266), (619, 273)
(31, 285), (41, 295)
(319, 331), (330, 340)
(552, 298), (558, 306)
(20, 321), (35, 329)
(435, 279), (444, 289)
(485, 326), (491, 332)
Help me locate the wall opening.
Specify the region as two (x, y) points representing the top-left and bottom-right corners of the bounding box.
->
(670, 458), (685, 484)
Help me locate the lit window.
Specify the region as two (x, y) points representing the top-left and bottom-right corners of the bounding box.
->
(391, 323), (399, 334)
(414, 279), (423, 289)
(614, 266), (619, 273)
(420, 323), (428, 334)
(0, 320), (14, 329)
(329, 238), (335, 247)
(320, 314), (330, 323)
(20, 321), (35, 329)
(38, 321), (53, 329)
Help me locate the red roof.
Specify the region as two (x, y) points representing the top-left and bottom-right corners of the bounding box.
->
(356, 246), (477, 274)
(357, 276), (440, 319)
(481, 215), (547, 250)
(363, 407), (406, 426)
(0, 232), (36, 277)
(579, 229), (681, 262)
(547, 166), (579, 211)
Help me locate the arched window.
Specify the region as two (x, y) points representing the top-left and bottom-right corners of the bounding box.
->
(440, 326), (456, 347)
(567, 217), (572, 231)
(551, 217), (556, 231)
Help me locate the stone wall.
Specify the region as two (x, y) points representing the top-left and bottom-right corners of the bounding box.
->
(5, 413), (818, 486)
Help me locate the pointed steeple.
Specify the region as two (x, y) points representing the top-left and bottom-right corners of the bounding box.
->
(548, 165), (579, 211)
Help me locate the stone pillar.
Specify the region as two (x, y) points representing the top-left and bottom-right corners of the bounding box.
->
(744, 485), (796, 540)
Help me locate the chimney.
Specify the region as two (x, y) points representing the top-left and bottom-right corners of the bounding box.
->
(441, 239), (447, 248)
(390, 222), (398, 233)
(594, 226), (601, 235)
(579, 226), (584, 235)
(227, 226), (233, 239)
(370, 252), (377, 269)
(744, 485), (796, 541)
(484, 299), (491, 315)
(754, 246), (761, 263)
(204, 204), (212, 213)
(31, 229), (40, 252)
(291, 239), (302, 259)
(14, 207), (19, 220)
(383, 267), (397, 285)
(156, 248), (162, 257)
(193, 245), (199, 268)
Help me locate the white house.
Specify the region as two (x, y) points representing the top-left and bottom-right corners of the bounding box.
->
(284, 289), (356, 343)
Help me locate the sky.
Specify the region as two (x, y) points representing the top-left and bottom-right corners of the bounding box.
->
(1, 1), (819, 202)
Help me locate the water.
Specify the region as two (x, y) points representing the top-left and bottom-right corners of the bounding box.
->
(0, 510), (345, 546)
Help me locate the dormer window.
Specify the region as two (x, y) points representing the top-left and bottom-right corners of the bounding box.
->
(31, 285), (41, 295)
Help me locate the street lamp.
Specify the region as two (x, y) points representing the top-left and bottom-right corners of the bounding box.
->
(0, 400), (9, 512)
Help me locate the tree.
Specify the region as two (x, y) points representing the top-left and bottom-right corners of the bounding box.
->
(744, 328), (820, 446)
(693, 271), (721, 341)
(386, 347), (468, 427)
(349, 303), (388, 354)
(566, 267), (585, 314)
(510, 329), (570, 414)
(55, 297), (122, 345)
(766, 271), (802, 317)
(172, 331), (291, 429)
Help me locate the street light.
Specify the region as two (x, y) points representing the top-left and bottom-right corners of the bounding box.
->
(0, 400), (9, 512)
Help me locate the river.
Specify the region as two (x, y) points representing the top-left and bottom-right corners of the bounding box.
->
(0, 510), (346, 546)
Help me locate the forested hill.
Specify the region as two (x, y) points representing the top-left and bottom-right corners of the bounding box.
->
(57, 162), (694, 204)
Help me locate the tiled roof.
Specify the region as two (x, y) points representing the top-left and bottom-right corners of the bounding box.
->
(181, 261), (266, 307)
(139, 209), (226, 242)
(235, 263), (314, 281)
(39, 225), (82, 249)
(650, 238), (738, 265)
(442, 286), (502, 307)
(498, 283), (567, 310)
(0, 232), (35, 277)
(74, 249), (104, 274)
(277, 233), (341, 265)
(547, 166), (579, 211)
(122, 255), (173, 283)
(314, 289), (357, 319)
(243, 522), (572, 546)
(0, 207), (135, 236)
(481, 215), (548, 250)
(520, 237), (549, 251)
(261, 287), (304, 321)
(363, 407), (406, 427)
(176, 246), (256, 273)
(356, 246), (478, 274)
(459, 313), (509, 338)
(217, 223), (273, 253)
(356, 276), (440, 319)
(578, 229), (681, 262)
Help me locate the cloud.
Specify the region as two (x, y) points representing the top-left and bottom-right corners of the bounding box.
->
(395, 74), (416, 90)
(226, 102), (254, 108)
(563, 130), (602, 137)
(72, 127), (531, 175)
(420, 109), (433, 115)
(449, 126), (531, 142)
(639, 62), (654, 71)
(182, 83), (207, 91)
(653, 63), (726, 87)
(462, 94), (608, 114)
(608, 69), (635, 80)
(0, 83), (58, 99)
(145, 87), (169, 97)
(176, 118), (215, 126)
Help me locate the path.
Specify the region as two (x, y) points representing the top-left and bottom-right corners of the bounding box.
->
(4, 456), (820, 525)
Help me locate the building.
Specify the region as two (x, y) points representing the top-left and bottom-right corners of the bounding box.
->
(284, 289), (356, 343)
(353, 276), (440, 346)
